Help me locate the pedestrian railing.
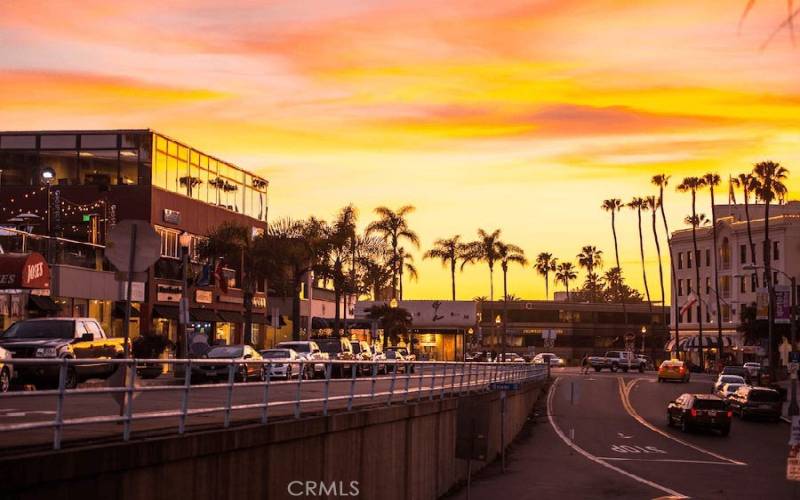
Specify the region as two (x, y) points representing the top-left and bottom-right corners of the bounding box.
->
(0, 358), (548, 450)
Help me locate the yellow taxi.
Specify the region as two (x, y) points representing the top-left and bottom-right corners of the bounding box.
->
(657, 359), (690, 383)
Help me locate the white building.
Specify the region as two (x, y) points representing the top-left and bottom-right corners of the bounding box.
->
(669, 201), (800, 361)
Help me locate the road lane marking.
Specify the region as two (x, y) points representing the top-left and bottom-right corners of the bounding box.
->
(617, 377), (746, 466)
(610, 445), (667, 454)
(547, 378), (689, 499)
(597, 457), (741, 466)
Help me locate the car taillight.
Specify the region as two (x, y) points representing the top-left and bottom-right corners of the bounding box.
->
(726, 410), (733, 418)
(679, 367), (686, 373)
(690, 408), (697, 417)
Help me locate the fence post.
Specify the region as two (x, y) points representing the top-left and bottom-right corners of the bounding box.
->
(294, 360), (305, 419)
(347, 363), (357, 412)
(53, 358), (68, 450)
(224, 362), (235, 428)
(404, 362), (411, 404)
(417, 362), (424, 400)
(123, 360), (136, 441)
(429, 362), (438, 400)
(179, 359), (192, 434)
(387, 361), (398, 406)
(439, 363), (448, 399)
(370, 362), (378, 400)
(322, 362), (332, 416)
(261, 362), (271, 424)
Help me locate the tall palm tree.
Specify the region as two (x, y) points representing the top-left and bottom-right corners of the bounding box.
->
(627, 197), (653, 311)
(731, 173), (759, 287)
(424, 235), (468, 300)
(396, 247), (418, 300)
(366, 205), (419, 299)
(534, 252), (557, 300)
(703, 173), (725, 359)
(752, 160), (790, 374)
(555, 262), (578, 301)
(652, 173), (679, 355)
(601, 198), (628, 329)
(645, 196), (667, 328)
(465, 229), (503, 302)
(496, 242), (528, 301)
(577, 246), (603, 301)
(677, 176), (707, 370)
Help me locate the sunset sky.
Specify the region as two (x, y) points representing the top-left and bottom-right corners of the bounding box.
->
(2, 0), (799, 303)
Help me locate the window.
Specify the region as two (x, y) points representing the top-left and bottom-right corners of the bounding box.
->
(751, 273), (757, 293)
(774, 271), (779, 285)
(721, 275), (731, 298)
(677, 279), (683, 296)
(687, 251), (693, 269)
(773, 241), (780, 260)
(705, 248), (711, 267)
(156, 227), (180, 258)
(704, 306), (709, 324)
(722, 304), (731, 323)
(740, 244), (747, 264)
(678, 253), (683, 270)
(720, 237), (731, 270)
(739, 275), (746, 293)
(695, 250), (701, 268)
(706, 277), (711, 294)
(686, 307), (692, 323)
(687, 279), (692, 293)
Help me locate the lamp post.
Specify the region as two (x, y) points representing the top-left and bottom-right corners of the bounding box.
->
(41, 167), (55, 260)
(641, 326), (647, 354)
(495, 314), (502, 361)
(179, 232), (193, 359)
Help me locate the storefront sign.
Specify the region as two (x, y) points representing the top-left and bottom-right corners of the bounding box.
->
(219, 295), (244, 304)
(157, 284), (182, 302)
(756, 288), (769, 320)
(355, 300), (476, 328)
(0, 294), (8, 316)
(0, 253), (50, 289)
(195, 290), (213, 304)
(776, 286), (792, 324)
(10, 294), (22, 317)
(162, 209), (181, 225)
(119, 281), (145, 302)
(253, 296), (267, 309)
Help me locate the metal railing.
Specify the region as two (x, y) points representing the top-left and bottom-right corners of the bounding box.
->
(0, 358), (548, 450)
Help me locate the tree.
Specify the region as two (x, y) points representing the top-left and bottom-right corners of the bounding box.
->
(555, 262), (578, 301)
(424, 235), (469, 300)
(602, 267), (644, 303)
(601, 198), (628, 329)
(496, 242), (528, 301)
(366, 206), (419, 299)
(627, 197), (653, 312)
(703, 173), (725, 358)
(396, 247), (418, 300)
(677, 175), (707, 370)
(752, 160), (789, 374)
(645, 196), (667, 328)
(365, 304), (413, 350)
(731, 173), (759, 287)
(577, 246), (603, 302)
(534, 252), (557, 300)
(652, 173), (679, 355)
(356, 235), (393, 300)
(464, 229), (503, 302)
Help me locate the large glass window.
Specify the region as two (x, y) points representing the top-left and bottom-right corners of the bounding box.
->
(79, 150), (119, 186)
(119, 150), (138, 185)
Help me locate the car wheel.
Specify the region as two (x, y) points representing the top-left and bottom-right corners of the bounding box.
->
(0, 368), (9, 393)
(611, 364), (618, 373)
(64, 366), (78, 389)
(622, 366), (629, 373)
(287, 366), (293, 379)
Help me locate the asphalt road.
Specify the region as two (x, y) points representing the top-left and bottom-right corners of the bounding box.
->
(451, 367), (797, 499)
(0, 363), (532, 455)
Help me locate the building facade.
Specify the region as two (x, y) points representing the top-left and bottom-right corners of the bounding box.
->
(0, 130), (271, 349)
(669, 202), (800, 366)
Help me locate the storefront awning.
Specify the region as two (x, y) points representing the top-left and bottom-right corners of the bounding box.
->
(0, 253), (50, 290)
(191, 308), (220, 322)
(311, 317), (332, 329)
(152, 305), (179, 320)
(112, 301), (141, 318)
(664, 334), (741, 351)
(27, 295), (61, 312)
(218, 310), (245, 323)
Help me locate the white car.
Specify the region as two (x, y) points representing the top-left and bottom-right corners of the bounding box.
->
(533, 353), (565, 367)
(743, 362), (761, 378)
(275, 341), (328, 377)
(716, 382), (745, 399)
(0, 346), (12, 393)
(713, 374), (746, 393)
(260, 348), (300, 379)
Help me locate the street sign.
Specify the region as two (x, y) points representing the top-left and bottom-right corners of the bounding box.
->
(756, 289), (769, 320)
(790, 416), (800, 446)
(776, 286), (792, 324)
(788, 444), (800, 481)
(489, 382), (520, 391)
(790, 362), (799, 376)
(105, 220), (161, 273)
(790, 351), (800, 363)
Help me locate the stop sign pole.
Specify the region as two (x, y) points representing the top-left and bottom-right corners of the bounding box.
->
(122, 223), (138, 359)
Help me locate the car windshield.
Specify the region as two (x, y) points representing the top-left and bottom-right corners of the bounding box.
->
(749, 390), (780, 402)
(720, 375), (744, 384)
(722, 367), (746, 375)
(693, 399), (726, 410)
(386, 351), (401, 359)
(2, 320), (74, 339)
(261, 350), (291, 359)
(724, 384), (743, 392)
(315, 339), (342, 354)
(279, 343), (309, 353)
(351, 343), (362, 354)
(207, 346), (244, 358)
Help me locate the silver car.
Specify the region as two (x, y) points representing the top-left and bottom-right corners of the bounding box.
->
(260, 348), (300, 379)
(276, 341), (328, 377)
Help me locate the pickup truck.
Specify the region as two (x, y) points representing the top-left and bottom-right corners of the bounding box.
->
(588, 351), (645, 373)
(0, 317), (125, 388)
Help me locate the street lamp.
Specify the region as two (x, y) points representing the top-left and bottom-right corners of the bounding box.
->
(179, 232), (193, 358)
(40, 167), (55, 259)
(743, 264), (797, 416)
(389, 298), (398, 309)
(641, 326), (647, 354)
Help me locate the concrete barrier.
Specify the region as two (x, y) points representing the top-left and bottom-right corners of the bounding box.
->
(0, 380), (545, 500)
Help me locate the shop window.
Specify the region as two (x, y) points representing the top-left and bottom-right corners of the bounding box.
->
(0, 135), (36, 149)
(79, 150), (119, 186)
(41, 135), (76, 149)
(120, 151), (139, 185)
(81, 134), (117, 149)
(157, 227), (180, 259)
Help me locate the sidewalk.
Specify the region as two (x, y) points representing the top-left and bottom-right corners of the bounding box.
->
(778, 379), (794, 423)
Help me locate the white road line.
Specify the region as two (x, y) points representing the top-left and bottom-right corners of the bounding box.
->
(546, 378), (689, 499)
(596, 457), (739, 466)
(618, 378), (746, 466)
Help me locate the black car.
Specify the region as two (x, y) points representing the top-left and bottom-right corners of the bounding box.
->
(720, 366), (752, 384)
(727, 386), (783, 421)
(667, 393), (732, 436)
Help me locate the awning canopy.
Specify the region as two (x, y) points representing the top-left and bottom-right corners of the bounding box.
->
(190, 308), (219, 323)
(218, 310), (245, 323)
(664, 335), (741, 352)
(152, 305), (179, 320)
(27, 294), (60, 312)
(0, 253), (50, 290)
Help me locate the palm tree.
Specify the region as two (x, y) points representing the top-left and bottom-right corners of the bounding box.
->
(703, 173), (725, 359)
(652, 173), (679, 355)
(731, 173), (759, 287)
(496, 241), (527, 356)
(465, 229), (503, 302)
(628, 197), (653, 312)
(577, 246), (603, 301)
(645, 196), (667, 328)
(556, 262), (578, 301)
(752, 160), (790, 374)
(601, 198), (628, 329)
(534, 252), (557, 300)
(677, 176), (707, 370)
(424, 235), (468, 300)
(366, 206), (419, 299)
(396, 247), (418, 300)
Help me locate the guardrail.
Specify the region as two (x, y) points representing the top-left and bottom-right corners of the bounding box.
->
(0, 358), (548, 450)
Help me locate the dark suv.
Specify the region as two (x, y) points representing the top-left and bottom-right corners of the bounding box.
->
(721, 366), (752, 384)
(667, 393), (732, 436)
(312, 337), (355, 377)
(727, 386), (783, 421)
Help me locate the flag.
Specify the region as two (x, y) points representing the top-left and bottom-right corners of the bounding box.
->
(196, 264), (211, 287)
(214, 259), (228, 293)
(728, 175), (737, 205)
(680, 292), (698, 316)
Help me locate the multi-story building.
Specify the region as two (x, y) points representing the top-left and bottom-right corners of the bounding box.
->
(669, 202), (800, 364)
(0, 130), (272, 348)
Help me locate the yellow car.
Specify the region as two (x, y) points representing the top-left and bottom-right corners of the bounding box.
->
(657, 359), (690, 383)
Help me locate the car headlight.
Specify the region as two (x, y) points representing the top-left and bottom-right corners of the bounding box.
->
(35, 347), (58, 358)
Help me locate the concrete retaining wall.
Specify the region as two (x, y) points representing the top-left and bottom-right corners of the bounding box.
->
(0, 381), (545, 500)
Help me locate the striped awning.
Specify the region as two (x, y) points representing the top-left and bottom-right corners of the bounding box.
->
(664, 334), (741, 351)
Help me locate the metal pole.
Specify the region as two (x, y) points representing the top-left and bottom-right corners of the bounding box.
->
(122, 224), (137, 359)
(790, 276), (798, 416)
(180, 244), (189, 358)
(500, 390), (506, 473)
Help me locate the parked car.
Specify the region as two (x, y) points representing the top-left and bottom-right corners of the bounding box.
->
(636, 354), (654, 371)
(275, 341), (328, 378)
(588, 351), (645, 372)
(0, 346), (12, 392)
(497, 352), (526, 363)
(715, 382), (745, 400)
(713, 374), (746, 393)
(532, 353), (565, 367)
(372, 346), (388, 374)
(351, 340), (380, 375)
(721, 365), (752, 384)
(313, 337), (355, 377)
(667, 393), (732, 435)
(743, 362), (761, 378)
(384, 349), (408, 373)
(727, 386), (783, 421)
(657, 359), (690, 383)
(193, 345), (265, 382)
(466, 351), (491, 362)
(0, 318), (125, 389)
(385, 346), (416, 371)
(259, 348), (300, 379)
